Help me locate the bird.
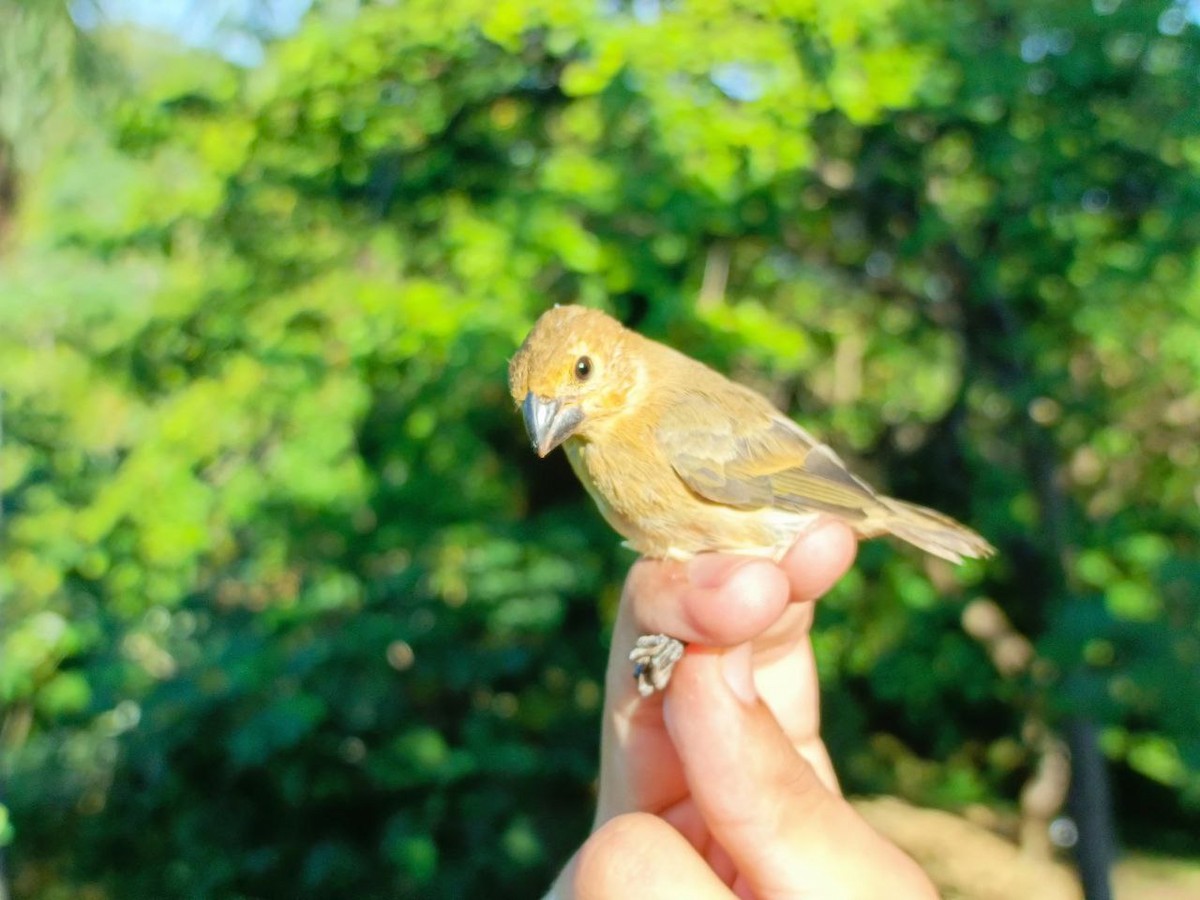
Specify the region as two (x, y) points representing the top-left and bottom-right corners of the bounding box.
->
(508, 304), (995, 695)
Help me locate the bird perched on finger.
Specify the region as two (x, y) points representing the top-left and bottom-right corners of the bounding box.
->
(508, 304), (995, 696)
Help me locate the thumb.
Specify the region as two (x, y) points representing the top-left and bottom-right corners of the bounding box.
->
(662, 645), (936, 900)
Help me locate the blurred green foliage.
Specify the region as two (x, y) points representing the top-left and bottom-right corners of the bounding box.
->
(1, 0), (1199, 896)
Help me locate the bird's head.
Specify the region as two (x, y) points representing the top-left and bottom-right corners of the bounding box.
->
(508, 305), (638, 457)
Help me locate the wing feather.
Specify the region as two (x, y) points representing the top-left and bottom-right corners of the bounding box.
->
(657, 394), (878, 520)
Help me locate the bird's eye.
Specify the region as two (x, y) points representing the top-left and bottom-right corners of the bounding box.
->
(574, 356), (593, 381)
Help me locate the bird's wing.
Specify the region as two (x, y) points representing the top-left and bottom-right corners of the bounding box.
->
(656, 392), (879, 520)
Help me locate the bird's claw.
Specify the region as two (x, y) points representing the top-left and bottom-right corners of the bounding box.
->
(629, 634), (685, 697)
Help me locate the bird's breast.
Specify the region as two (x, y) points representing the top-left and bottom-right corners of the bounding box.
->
(562, 437), (647, 541)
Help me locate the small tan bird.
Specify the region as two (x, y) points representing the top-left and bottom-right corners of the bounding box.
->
(509, 305), (994, 695)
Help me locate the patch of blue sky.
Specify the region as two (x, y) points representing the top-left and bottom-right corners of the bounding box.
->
(70, 0), (312, 66)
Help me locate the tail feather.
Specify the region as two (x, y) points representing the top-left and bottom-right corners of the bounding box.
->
(870, 498), (996, 565)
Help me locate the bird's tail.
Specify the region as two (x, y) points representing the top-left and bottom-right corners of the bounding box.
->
(869, 498), (996, 565)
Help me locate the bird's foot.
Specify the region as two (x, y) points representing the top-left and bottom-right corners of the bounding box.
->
(630, 634), (685, 697)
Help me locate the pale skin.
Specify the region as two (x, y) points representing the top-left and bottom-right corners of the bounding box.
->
(546, 520), (939, 899)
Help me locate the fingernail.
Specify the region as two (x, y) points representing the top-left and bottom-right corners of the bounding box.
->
(721, 643), (757, 705)
(687, 554), (748, 589)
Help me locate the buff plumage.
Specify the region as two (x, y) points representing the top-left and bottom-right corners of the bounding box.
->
(508, 305), (994, 694)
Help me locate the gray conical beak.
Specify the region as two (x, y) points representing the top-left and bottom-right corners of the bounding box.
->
(522, 392), (584, 457)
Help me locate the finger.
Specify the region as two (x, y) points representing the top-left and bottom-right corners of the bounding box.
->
(663, 645), (936, 899)
(750, 522), (857, 791)
(612, 520), (854, 692)
(597, 521), (854, 820)
(778, 519), (858, 605)
(599, 553), (790, 773)
(596, 548), (792, 818)
(660, 801), (738, 887)
(619, 553), (790, 649)
(751, 606), (841, 793)
(554, 812), (732, 900)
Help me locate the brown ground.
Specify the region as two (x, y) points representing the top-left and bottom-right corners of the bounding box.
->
(854, 797), (1200, 900)
(1115, 854), (1200, 900)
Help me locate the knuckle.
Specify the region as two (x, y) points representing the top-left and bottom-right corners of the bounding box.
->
(572, 813), (663, 893)
(622, 558), (686, 630)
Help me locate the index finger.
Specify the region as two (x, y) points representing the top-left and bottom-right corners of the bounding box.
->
(596, 548), (793, 822)
(614, 519), (857, 670)
(620, 553), (791, 650)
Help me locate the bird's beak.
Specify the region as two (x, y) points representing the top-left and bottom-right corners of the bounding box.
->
(522, 392), (584, 458)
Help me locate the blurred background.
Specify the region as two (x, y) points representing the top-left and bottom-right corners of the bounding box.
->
(1, 0), (1198, 897)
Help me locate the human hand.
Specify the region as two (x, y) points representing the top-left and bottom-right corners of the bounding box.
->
(547, 520), (937, 899)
